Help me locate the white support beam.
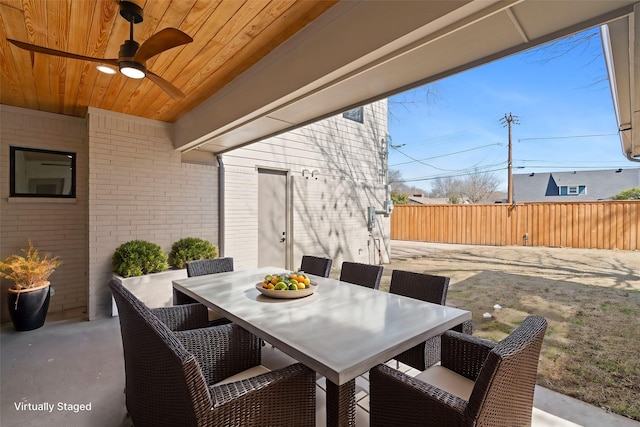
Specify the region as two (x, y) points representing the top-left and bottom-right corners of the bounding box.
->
(174, 0), (638, 156)
(632, 3), (639, 160)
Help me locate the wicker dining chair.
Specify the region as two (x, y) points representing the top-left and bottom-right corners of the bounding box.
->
(339, 261), (384, 290)
(389, 270), (472, 370)
(174, 257), (233, 306)
(110, 279), (316, 427)
(186, 257), (234, 277)
(370, 315), (548, 427)
(300, 255), (333, 277)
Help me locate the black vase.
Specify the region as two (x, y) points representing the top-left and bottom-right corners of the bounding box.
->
(7, 285), (50, 331)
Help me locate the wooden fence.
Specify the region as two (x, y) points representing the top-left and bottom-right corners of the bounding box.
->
(390, 201), (640, 250)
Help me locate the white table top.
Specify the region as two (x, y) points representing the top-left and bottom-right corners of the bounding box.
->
(173, 267), (471, 385)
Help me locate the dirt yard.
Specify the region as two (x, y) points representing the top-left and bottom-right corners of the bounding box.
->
(382, 241), (640, 421)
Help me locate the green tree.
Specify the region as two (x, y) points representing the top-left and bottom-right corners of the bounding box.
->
(611, 187), (640, 200)
(448, 195), (460, 204)
(391, 190), (410, 205)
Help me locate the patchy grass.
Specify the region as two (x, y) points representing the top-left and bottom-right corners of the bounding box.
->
(381, 243), (640, 422)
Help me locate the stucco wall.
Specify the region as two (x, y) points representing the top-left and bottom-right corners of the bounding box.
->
(86, 108), (218, 319)
(0, 105), (88, 323)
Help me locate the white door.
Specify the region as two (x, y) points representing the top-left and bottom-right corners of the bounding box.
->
(258, 169), (288, 268)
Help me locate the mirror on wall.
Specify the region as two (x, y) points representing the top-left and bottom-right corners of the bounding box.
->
(10, 147), (76, 198)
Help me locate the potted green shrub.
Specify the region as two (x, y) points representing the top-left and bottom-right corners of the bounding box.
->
(111, 240), (176, 316)
(168, 237), (218, 269)
(112, 239), (169, 278)
(0, 240), (60, 331)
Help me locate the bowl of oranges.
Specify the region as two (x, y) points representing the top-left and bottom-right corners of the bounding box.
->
(256, 272), (317, 299)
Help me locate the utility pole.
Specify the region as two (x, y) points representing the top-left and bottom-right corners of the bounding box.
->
(500, 113), (519, 204)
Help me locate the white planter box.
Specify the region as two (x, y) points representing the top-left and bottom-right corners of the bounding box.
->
(111, 269), (187, 316)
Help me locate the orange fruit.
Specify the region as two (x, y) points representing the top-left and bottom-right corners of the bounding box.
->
(303, 278), (311, 285)
(271, 277), (279, 285)
(262, 281), (269, 288)
(267, 283), (275, 290)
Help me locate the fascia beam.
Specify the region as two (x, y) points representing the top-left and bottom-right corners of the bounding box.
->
(172, 0), (505, 152)
(175, 0), (638, 155)
(632, 3), (639, 160)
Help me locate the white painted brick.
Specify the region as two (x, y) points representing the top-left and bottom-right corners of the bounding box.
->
(1, 105), (88, 324)
(87, 108), (218, 319)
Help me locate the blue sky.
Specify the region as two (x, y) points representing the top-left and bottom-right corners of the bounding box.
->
(387, 28), (636, 193)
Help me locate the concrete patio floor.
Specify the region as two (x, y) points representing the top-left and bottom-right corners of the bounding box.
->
(1, 310), (638, 427)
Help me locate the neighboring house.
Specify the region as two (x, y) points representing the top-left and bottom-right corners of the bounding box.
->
(407, 195), (450, 205)
(513, 169), (640, 202)
(0, 102), (389, 321)
(481, 191), (508, 204)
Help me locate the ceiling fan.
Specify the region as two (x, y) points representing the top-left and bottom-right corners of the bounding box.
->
(7, 1), (192, 100)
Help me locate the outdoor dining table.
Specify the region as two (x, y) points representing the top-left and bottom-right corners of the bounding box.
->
(172, 267), (471, 427)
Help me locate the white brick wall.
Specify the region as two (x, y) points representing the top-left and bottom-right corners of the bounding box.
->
(223, 166), (259, 269)
(87, 108), (218, 319)
(1, 100), (388, 322)
(0, 105), (88, 323)
(291, 175), (390, 267)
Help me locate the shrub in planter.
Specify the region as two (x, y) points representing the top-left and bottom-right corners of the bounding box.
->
(112, 240), (168, 278)
(169, 237), (218, 269)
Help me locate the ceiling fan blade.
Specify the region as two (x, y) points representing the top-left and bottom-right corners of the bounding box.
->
(7, 39), (118, 65)
(134, 28), (192, 63)
(146, 70), (185, 100)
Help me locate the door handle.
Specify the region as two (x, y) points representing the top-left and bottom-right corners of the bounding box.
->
(280, 232), (286, 243)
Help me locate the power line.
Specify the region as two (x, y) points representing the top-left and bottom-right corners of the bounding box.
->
(514, 159), (620, 164)
(400, 166), (508, 183)
(399, 162), (507, 182)
(390, 146), (466, 171)
(518, 133), (617, 142)
(389, 143), (501, 167)
(394, 127), (487, 148)
(516, 165), (633, 169)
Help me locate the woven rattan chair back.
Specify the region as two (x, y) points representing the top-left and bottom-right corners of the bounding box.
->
(109, 280), (210, 427)
(389, 270), (449, 304)
(339, 261), (384, 290)
(465, 315), (548, 426)
(186, 257), (234, 277)
(389, 270), (450, 369)
(174, 257), (234, 305)
(300, 255), (333, 277)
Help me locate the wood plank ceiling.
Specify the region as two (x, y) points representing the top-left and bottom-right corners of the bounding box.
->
(0, 0), (338, 122)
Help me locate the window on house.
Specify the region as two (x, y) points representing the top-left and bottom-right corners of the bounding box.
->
(10, 146), (76, 198)
(342, 107), (364, 123)
(559, 185), (586, 196)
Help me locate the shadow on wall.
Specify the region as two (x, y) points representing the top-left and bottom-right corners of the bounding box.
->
(292, 103), (390, 265)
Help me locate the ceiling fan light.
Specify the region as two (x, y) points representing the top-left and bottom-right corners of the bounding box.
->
(96, 64), (117, 75)
(119, 61), (146, 79)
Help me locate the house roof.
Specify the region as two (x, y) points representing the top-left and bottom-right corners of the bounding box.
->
(1, 1), (637, 156)
(407, 196), (450, 205)
(513, 169), (640, 202)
